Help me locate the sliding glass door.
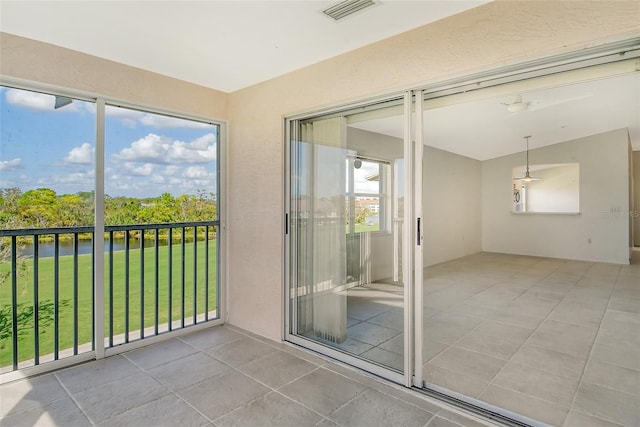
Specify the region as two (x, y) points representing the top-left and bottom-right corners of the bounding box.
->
(287, 93), (423, 380)
(287, 47), (640, 427)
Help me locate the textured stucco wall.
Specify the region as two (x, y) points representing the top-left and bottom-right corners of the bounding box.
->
(226, 1), (640, 340)
(0, 32), (228, 120)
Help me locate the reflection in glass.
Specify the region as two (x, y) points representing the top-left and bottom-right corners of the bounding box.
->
(290, 99), (405, 371)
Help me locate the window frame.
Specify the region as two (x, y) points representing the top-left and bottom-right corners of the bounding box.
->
(0, 78), (227, 380)
(346, 155), (391, 235)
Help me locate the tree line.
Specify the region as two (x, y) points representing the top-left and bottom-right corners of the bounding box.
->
(0, 187), (217, 230)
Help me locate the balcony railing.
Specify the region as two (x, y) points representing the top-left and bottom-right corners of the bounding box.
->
(0, 221), (219, 373)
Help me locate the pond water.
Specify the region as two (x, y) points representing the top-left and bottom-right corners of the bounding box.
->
(20, 237), (196, 258)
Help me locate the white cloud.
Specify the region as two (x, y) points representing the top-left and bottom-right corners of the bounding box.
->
(113, 133), (216, 164)
(5, 89), (79, 112)
(150, 175), (165, 184)
(37, 170), (94, 190)
(0, 158), (22, 171)
(183, 166), (213, 180)
(64, 143), (94, 164)
(164, 165), (180, 176)
(124, 162), (154, 176)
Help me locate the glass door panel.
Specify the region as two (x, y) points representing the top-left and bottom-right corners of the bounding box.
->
(419, 71), (640, 426)
(289, 96), (409, 373)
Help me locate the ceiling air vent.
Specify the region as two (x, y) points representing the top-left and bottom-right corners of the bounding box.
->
(322, 0), (376, 21)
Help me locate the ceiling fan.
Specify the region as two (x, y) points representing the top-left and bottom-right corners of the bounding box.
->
(502, 93), (593, 113)
(502, 94), (532, 112)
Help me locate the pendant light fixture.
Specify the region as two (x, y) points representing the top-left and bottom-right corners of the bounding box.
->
(514, 135), (541, 182)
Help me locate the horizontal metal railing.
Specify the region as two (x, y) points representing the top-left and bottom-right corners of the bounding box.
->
(0, 221), (219, 373)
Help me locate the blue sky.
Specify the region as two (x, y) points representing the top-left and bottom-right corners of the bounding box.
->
(0, 86), (218, 198)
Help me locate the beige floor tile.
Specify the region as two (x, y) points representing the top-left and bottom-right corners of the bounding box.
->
(366, 308), (404, 331)
(1, 397), (91, 427)
(177, 325), (243, 350)
(538, 318), (598, 339)
(207, 336), (279, 367)
(596, 323), (640, 348)
(591, 341), (640, 371)
(573, 382), (640, 426)
(423, 339), (450, 363)
(330, 388), (432, 427)
(602, 309), (640, 325)
(583, 360), (640, 397)
(447, 303), (502, 320)
(423, 364), (488, 398)
(485, 310), (543, 330)
(510, 344), (586, 380)
(453, 331), (523, 360)
(177, 369), (269, 420)
(278, 367), (367, 416)
(347, 300), (394, 321)
(237, 349), (317, 389)
(425, 416), (461, 427)
(378, 332), (404, 354)
(331, 337), (373, 355)
(608, 296), (640, 314)
(147, 351), (229, 390)
(492, 361), (579, 407)
(97, 394), (209, 427)
(347, 322), (401, 346)
(473, 320), (533, 342)
(1, 374), (68, 418)
(479, 384), (569, 426)
(526, 329), (594, 359)
(429, 346), (505, 382)
(72, 372), (168, 423)
(124, 338), (198, 369)
(360, 347), (403, 371)
(54, 355), (140, 394)
(214, 392), (322, 427)
(564, 411), (624, 427)
(504, 296), (559, 318)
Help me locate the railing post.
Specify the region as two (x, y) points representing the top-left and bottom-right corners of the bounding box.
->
(11, 236), (18, 371)
(94, 97), (106, 359)
(33, 235), (39, 365)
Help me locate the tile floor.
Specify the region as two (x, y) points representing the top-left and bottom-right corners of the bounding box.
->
(2, 252), (639, 427)
(331, 252), (640, 427)
(1, 325), (497, 427)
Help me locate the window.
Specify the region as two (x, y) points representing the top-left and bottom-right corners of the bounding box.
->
(346, 155), (390, 233)
(512, 163), (580, 213)
(0, 84), (224, 372)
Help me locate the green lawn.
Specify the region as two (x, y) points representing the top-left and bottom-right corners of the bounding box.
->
(0, 240), (217, 368)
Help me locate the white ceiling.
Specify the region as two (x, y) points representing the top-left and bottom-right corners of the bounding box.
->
(0, 0), (489, 93)
(349, 73), (640, 158)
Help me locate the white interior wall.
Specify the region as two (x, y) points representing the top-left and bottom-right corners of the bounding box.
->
(423, 146), (482, 266)
(524, 164), (580, 213)
(482, 129), (631, 264)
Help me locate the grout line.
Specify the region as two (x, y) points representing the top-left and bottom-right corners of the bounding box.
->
(53, 371), (100, 426)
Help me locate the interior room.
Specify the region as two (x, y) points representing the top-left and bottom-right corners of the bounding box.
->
(1, 1), (640, 427)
